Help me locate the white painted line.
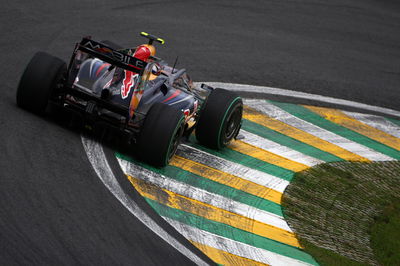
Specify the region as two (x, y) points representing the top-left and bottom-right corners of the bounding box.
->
(197, 82), (400, 118)
(244, 99), (394, 161)
(81, 137), (210, 266)
(343, 110), (400, 139)
(164, 218), (314, 266)
(117, 158), (292, 232)
(177, 144), (289, 193)
(240, 129), (323, 166)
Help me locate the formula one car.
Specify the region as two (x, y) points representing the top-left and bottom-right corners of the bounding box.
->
(16, 32), (243, 166)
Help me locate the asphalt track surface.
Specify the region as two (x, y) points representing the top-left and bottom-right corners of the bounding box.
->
(0, 0), (399, 265)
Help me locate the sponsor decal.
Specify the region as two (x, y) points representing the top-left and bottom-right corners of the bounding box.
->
(121, 70), (139, 99)
(82, 40), (146, 70)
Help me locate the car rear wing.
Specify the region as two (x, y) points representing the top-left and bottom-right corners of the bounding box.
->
(76, 37), (147, 74)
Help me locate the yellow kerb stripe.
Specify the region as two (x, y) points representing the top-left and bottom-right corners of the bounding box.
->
(192, 241), (269, 266)
(127, 175), (301, 248)
(243, 106), (370, 162)
(304, 105), (400, 152)
(171, 156), (283, 204)
(228, 140), (309, 172)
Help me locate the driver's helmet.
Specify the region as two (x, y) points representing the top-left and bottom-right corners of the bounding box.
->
(133, 44), (156, 62)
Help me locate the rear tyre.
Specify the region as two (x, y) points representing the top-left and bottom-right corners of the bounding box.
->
(195, 88), (243, 149)
(138, 103), (185, 167)
(17, 52), (66, 114)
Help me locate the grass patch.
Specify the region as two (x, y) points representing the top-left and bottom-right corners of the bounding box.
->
(282, 161), (400, 265)
(371, 199), (400, 265)
(299, 240), (365, 266)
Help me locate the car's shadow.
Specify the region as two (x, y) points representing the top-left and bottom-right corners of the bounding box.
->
(42, 104), (142, 160)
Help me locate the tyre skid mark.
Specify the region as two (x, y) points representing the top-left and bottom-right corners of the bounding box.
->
(192, 241), (268, 266)
(177, 144), (290, 193)
(147, 198), (314, 264)
(164, 218), (316, 266)
(170, 155), (283, 204)
(117, 157), (291, 231)
(127, 175), (300, 247)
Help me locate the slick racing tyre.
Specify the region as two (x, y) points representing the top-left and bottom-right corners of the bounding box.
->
(195, 88), (243, 149)
(17, 52), (66, 114)
(138, 103), (185, 167)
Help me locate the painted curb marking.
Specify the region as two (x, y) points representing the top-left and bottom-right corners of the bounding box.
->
(82, 82), (400, 266)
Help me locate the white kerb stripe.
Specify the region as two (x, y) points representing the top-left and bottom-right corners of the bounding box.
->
(240, 129), (322, 166)
(343, 110), (400, 139)
(244, 99), (393, 161)
(117, 158), (292, 232)
(177, 144), (289, 193)
(81, 137), (210, 266)
(164, 218), (314, 266)
(196, 82), (400, 118)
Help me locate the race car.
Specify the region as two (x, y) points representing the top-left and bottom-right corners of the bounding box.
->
(16, 32), (243, 166)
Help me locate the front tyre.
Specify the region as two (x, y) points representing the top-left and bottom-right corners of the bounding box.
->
(195, 88), (243, 149)
(16, 52), (66, 114)
(138, 103), (185, 167)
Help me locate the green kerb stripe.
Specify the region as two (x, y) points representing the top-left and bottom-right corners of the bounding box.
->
(116, 153), (283, 217)
(188, 135), (294, 181)
(386, 117), (400, 128)
(242, 118), (342, 163)
(270, 100), (400, 160)
(146, 198), (318, 265)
